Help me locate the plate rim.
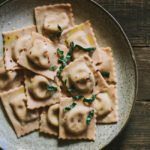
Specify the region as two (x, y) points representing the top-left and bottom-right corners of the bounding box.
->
(90, 0), (138, 149)
(0, 0), (138, 149)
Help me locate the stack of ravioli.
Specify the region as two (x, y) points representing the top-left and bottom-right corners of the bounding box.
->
(0, 3), (118, 140)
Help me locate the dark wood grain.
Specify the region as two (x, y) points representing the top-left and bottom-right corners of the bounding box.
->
(94, 0), (150, 149)
(104, 101), (150, 150)
(95, 0), (150, 47)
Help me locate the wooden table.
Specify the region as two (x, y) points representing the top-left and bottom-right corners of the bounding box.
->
(94, 0), (150, 149)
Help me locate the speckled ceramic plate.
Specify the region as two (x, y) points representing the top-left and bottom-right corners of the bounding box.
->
(0, 0), (137, 149)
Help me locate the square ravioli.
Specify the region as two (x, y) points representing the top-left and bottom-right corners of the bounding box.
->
(94, 85), (118, 123)
(2, 25), (36, 70)
(24, 71), (60, 109)
(61, 55), (108, 98)
(0, 57), (23, 95)
(40, 103), (59, 136)
(60, 20), (100, 60)
(17, 32), (59, 80)
(0, 86), (39, 137)
(59, 97), (96, 140)
(35, 3), (74, 38)
(94, 47), (117, 84)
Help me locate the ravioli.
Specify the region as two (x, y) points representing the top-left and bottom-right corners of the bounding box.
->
(2, 25), (36, 70)
(40, 103), (59, 136)
(94, 85), (118, 123)
(0, 86), (39, 137)
(1, 3), (118, 140)
(35, 3), (74, 39)
(61, 55), (108, 98)
(18, 32), (60, 80)
(61, 20), (99, 60)
(0, 58), (23, 94)
(93, 47), (117, 84)
(24, 71), (60, 109)
(59, 97), (96, 140)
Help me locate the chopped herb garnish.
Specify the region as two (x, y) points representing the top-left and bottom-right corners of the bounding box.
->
(49, 66), (57, 71)
(57, 48), (64, 59)
(67, 86), (75, 92)
(101, 72), (110, 78)
(72, 95), (84, 100)
(56, 65), (64, 77)
(86, 110), (94, 125)
(56, 42), (75, 77)
(75, 44), (96, 53)
(83, 94), (96, 104)
(56, 25), (63, 38)
(46, 85), (57, 91)
(56, 41), (95, 77)
(62, 80), (67, 85)
(50, 25), (63, 38)
(63, 102), (76, 112)
(58, 58), (67, 67)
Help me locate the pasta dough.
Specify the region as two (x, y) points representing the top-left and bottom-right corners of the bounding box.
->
(64, 106), (88, 135)
(0, 58), (23, 94)
(40, 104), (59, 136)
(24, 71), (60, 109)
(1, 86), (39, 137)
(93, 47), (117, 84)
(35, 3), (74, 39)
(61, 21), (99, 60)
(47, 104), (59, 127)
(59, 97), (96, 140)
(61, 55), (108, 97)
(28, 75), (52, 100)
(18, 32), (58, 80)
(95, 85), (118, 123)
(2, 25), (36, 70)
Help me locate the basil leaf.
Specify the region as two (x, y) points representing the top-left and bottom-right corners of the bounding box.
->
(101, 72), (110, 78)
(56, 42), (75, 77)
(49, 66), (57, 71)
(75, 44), (96, 53)
(56, 25), (63, 38)
(83, 94), (96, 104)
(70, 41), (75, 50)
(58, 58), (67, 67)
(57, 48), (64, 59)
(56, 65), (64, 77)
(46, 85), (57, 91)
(86, 110), (94, 125)
(72, 95), (84, 100)
(63, 102), (76, 112)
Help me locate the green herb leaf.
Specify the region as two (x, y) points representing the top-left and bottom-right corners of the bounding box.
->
(83, 94), (96, 104)
(57, 48), (64, 59)
(70, 41), (75, 52)
(63, 102), (77, 112)
(58, 59), (67, 67)
(72, 95), (84, 100)
(101, 72), (110, 78)
(56, 42), (75, 77)
(67, 86), (75, 92)
(86, 110), (94, 125)
(56, 25), (63, 38)
(62, 80), (67, 86)
(56, 65), (64, 77)
(46, 85), (57, 91)
(75, 44), (96, 53)
(49, 66), (57, 71)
